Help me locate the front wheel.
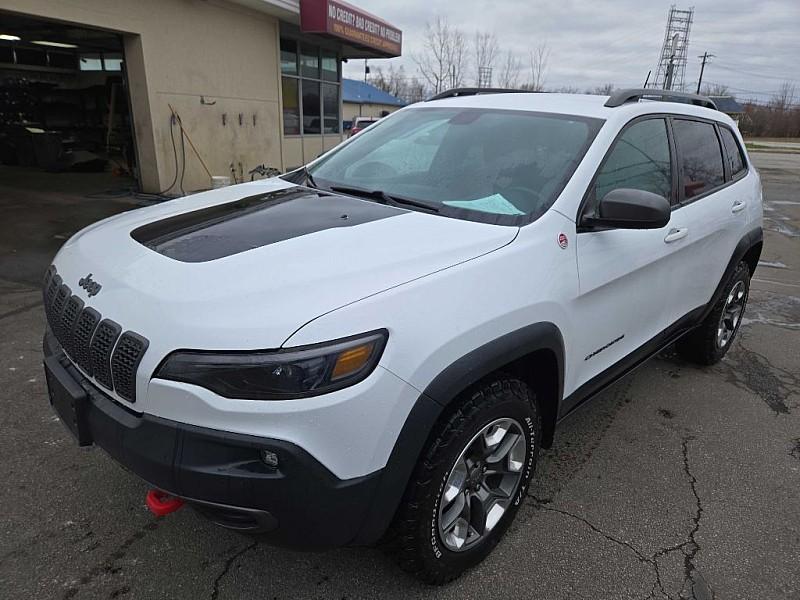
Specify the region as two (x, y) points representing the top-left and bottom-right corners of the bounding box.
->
(677, 260), (750, 365)
(390, 377), (539, 584)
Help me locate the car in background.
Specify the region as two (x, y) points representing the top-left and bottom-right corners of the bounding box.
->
(348, 116), (381, 137)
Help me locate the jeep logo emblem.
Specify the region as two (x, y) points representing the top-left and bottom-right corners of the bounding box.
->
(78, 274), (102, 297)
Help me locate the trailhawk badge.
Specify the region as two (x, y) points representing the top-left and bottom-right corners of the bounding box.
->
(557, 233), (569, 249)
(78, 273), (102, 297)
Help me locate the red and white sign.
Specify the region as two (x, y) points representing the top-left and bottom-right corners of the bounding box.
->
(300, 0), (402, 57)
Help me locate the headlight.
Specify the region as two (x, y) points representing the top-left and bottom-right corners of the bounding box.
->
(155, 330), (388, 400)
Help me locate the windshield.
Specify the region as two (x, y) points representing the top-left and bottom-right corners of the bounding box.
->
(308, 107), (603, 224)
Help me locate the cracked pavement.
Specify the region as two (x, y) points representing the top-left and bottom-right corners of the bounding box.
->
(1, 152), (798, 599)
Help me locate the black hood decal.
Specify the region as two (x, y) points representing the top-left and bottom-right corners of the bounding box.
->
(131, 187), (402, 263)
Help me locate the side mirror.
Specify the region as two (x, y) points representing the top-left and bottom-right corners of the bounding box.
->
(583, 188), (670, 230)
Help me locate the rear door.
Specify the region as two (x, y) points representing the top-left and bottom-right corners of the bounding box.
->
(569, 116), (678, 398)
(666, 118), (748, 318)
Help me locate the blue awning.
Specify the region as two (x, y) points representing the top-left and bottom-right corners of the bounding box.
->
(342, 79), (406, 106)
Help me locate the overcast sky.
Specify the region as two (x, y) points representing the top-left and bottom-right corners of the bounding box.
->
(342, 0), (800, 103)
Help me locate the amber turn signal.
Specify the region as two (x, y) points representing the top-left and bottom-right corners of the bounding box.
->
(331, 342), (375, 380)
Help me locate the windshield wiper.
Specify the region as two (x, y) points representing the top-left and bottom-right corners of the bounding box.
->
(329, 185), (440, 213)
(302, 166), (317, 189)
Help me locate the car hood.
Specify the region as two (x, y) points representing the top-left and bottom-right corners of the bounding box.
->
(52, 179), (518, 357)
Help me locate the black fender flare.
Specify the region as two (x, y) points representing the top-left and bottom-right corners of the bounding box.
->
(353, 321), (564, 545)
(699, 226), (762, 323)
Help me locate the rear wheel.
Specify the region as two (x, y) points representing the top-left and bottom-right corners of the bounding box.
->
(389, 377), (539, 584)
(677, 261), (750, 365)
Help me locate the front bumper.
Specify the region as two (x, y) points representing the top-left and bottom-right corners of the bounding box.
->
(43, 332), (381, 549)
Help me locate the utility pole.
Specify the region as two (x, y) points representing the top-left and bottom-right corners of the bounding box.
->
(364, 59), (369, 83)
(696, 51), (714, 94)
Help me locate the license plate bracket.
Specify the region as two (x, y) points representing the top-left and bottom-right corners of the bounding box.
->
(44, 356), (93, 446)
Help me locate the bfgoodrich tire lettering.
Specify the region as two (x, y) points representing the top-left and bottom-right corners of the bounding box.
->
(388, 377), (540, 585)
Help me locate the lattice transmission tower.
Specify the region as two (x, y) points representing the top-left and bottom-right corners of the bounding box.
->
(477, 66), (493, 89)
(651, 5), (694, 91)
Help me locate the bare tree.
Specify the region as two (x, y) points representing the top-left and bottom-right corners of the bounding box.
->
(497, 50), (522, 88)
(592, 83), (615, 96)
(473, 31), (499, 87)
(701, 83), (730, 96)
(772, 81), (796, 110)
(522, 44), (550, 92)
(371, 64), (408, 99)
(405, 77), (427, 104)
(414, 16), (468, 95)
(370, 64), (427, 104)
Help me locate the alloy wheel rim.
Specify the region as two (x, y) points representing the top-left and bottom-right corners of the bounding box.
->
(437, 417), (527, 552)
(717, 280), (746, 348)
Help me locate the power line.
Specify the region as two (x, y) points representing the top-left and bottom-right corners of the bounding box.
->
(703, 80), (795, 96)
(710, 62), (799, 83)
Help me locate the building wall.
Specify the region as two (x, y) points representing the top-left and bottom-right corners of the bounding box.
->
(343, 102), (402, 122)
(6, 0), (288, 193)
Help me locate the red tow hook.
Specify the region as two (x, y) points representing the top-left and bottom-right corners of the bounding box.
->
(146, 489), (185, 517)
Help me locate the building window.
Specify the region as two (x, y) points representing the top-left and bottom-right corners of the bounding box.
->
(280, 38), (340, 135)
(79, 52), (123, 72)
(103, 53), (123, 71)
(302, 79), (321, 134)
(280, 38), (297, 75)
(282, 77), (300, 135)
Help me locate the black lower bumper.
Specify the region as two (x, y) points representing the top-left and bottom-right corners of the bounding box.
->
(43, 332), (382, 550)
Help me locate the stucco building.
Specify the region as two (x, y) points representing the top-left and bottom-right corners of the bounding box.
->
(0, 0), (401, 192)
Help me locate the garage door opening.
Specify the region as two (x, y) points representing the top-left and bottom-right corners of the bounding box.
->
(0, 12), (137, 184)
(0, 12), (148, 286)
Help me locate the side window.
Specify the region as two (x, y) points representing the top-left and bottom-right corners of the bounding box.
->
(672, 119), (725, 199)
(589, 118), (672, 215)
(719, 126), (746, 178)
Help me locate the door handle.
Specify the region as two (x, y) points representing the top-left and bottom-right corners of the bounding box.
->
(664, 227), (689, 243)
(732, 199), (747, 213)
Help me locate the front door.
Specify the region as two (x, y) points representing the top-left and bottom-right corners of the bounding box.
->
(566, 117), (678, 402)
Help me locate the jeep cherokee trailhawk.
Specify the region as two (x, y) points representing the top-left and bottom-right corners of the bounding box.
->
(42, 88), (763, 583)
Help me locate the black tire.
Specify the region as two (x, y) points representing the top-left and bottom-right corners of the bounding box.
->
(388, 376), (540, 585)
(676, 260), (750, 365)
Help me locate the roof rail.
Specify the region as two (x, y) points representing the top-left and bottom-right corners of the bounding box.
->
(427, 87), (535, 101)
(605, 88), (717, 110)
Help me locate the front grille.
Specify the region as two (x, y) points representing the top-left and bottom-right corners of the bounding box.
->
(112, 333), (150, 402)
(60, 296), (84, 357)
(43, 266), (148, 402)
(90, 320), (122, 390)
(73, 307), (100, 374)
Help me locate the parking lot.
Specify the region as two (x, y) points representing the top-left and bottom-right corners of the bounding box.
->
(0, 151), (798, 600)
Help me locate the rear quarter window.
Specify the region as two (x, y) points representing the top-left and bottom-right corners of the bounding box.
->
(718, 126), (747, 178)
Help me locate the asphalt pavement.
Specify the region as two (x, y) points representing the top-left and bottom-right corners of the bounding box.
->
(0, 153), (798, 599)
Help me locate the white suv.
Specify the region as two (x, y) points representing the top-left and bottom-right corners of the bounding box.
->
(42, 88), (762, 584)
